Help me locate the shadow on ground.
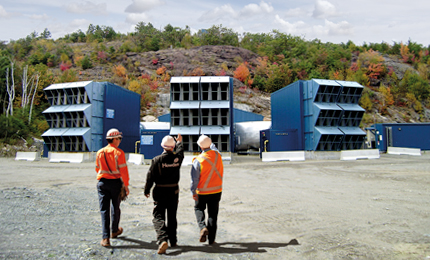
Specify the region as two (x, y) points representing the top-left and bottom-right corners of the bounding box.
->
(114, 237), (299, 255)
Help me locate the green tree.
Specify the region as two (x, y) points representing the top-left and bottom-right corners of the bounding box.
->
(198, 25), (239, 46)
(397, 70), (430, 101)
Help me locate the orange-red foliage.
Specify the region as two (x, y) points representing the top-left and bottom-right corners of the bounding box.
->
(156, 66), (167, 75)
(367, 63), (384, 79)
(114, 65), (127, 78)
(234, 62), (250, 83)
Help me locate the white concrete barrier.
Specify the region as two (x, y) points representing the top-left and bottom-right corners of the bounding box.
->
(15, 152), (41, 161)
(262, 151), (305, 162)
(182, 153), (232, 166)
(340, 149), (380, 160)
(387, 147), (421, 156)
(128, 153), (145, 165)
(182, 155), (194, 166)
(48, 152), (89, 163)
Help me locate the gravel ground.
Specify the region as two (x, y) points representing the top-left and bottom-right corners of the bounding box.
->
(1, 153), (430, 259)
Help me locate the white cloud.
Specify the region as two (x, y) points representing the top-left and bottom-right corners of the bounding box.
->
(274, 15), (306, 34)
(25, 13), (49, 20)
(199, 1), (274, 22)
(126, 13), (150, 24)
(284, 7), (307, 18)
(198, 4), (236, 22)
(240, 1), (273, 16)
(65, 1), (107, 15)
(125, 0), (165, 14)
(313, 0), (338, 19)
(0, 5), (11, 18)
(69, 19), (91, 27)
(314, 19), (353, 36)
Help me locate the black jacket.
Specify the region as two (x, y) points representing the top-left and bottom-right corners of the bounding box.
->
(144, 142), (184, 200)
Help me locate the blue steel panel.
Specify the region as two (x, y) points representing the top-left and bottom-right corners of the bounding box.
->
(373, 123), (430, 151)
(44, 81), (92, 91)
(200, 101), (230, 108)
(271, 81), (303, 129)
(312, 102), (342, 126)
(170, 77), (200, 83)
(87, 82), (104, 139)
(102, 82), (141, 153)
(310, 79), (341, 103)
(312, 127), (344, 151)
(63, 127), (92, 150)
(229, 77), (234, 152)
(170, 101), (200, 109)
(43, 105), (69, 113)
(140, 130), (170, 159)
(338, 127), (366, 135)
(337, 103), (365, 111)
(200, 76), (230, 83)
(42, 128), (68, 136)
(268, 129), (299, 151)
(233, 108), (264, 123)
(391, 124), (430, 150)
(64, 104), (91, 112)
(201, 126), (230, 135)
(170, 126), (200, 135)
(158, 114), (171, 122)
(270, 80), (304, 149)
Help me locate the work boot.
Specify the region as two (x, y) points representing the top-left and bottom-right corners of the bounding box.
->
(111, 227), (123, 238)
(157, 241), (168, 254)
(100, 238), (110, 247)
(199, 227), (209, 243)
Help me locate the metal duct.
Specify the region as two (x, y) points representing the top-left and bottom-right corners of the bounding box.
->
(235, 121), (271, 151)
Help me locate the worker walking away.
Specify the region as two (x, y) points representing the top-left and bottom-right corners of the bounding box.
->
(96, 128), (130, 247)
(191, 135), (224, 245)
(144, 134), (184, 254)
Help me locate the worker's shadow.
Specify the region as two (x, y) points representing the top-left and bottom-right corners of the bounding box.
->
(114, 237), (299, 255)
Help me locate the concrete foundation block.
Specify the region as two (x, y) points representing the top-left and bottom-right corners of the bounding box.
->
(48, 152), (91, 163)
(15, 152), (41, 161)
(128, 153), (145, 165)
(387, 147), (421, 156)
(262, 151), (305, 162)
(340, 149), (380, 160)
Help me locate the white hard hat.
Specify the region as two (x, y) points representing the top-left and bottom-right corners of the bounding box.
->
(197, 135), (212, 149)
(161, 135), (175, 150)
(106, 128), (123, 139)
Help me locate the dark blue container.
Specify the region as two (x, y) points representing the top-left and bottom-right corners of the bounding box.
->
(371, 123), (430, 151)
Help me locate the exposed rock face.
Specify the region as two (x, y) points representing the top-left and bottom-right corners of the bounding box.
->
(78, 45), (429, 126)
(126, 45), (260, 77)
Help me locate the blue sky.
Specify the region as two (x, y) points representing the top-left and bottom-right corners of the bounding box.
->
(0, 0), (429, 46)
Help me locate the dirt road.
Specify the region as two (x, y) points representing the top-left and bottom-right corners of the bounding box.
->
(1, 153), (429, 259)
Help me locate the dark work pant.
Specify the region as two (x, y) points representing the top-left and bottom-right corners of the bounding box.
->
(194, 192), (222, 244)
(97, 178), (122, 239)
(152, 193), (179, 245)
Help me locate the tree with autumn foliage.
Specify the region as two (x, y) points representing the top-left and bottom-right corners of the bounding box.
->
(233, 62), (250, 83)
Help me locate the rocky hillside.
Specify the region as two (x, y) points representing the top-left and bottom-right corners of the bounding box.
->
(75, 44), (429, 126)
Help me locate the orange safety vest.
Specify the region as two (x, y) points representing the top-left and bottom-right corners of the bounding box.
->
(193, 150), (223, 195)
(96, 144), (130, 186)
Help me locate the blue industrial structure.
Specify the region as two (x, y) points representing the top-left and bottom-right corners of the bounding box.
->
(139, 122), (170, 158)
(264, 79), (366, 152)
(368, 123), (430, 151)
(169, 76), (234, 152)
(158, 108), (264, 124)
(42, 81), (140, 153)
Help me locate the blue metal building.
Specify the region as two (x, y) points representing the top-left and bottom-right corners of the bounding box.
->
(158, 108), (264, 124)
(368, 123), (430, 151)
(139, 122), (170, 159)
(266, 79), (366, 151)
(169, 76), (234, 152)
(42, 81), (140, 153)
